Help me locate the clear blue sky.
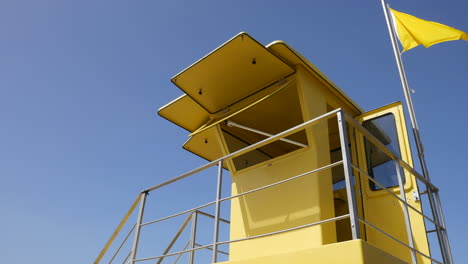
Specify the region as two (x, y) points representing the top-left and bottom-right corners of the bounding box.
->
(1, 0), (467, 263)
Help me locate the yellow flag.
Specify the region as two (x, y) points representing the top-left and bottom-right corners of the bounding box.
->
(390, 8), (468, 52)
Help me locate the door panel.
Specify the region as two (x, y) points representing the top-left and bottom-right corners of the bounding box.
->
(354, 102), (430, 263)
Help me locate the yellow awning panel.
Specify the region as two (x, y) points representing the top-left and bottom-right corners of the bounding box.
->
(171, 32), (295, 114)
(183, 127), (224, 162)
(158, 94), (209, 132)
(188, 78), (295, 137)
(186, 78), (307, 163)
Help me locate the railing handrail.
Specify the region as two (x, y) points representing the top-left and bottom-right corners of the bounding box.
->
(94, 194), (142, 264)
(143, 109), (437, 195)
(133, 214), (351, 263)
(140, 161), (343, 228)
(143, 108), (341, 193)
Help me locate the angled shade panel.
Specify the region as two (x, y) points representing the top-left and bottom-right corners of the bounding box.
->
(158, 94), (210, 132)
(171, 32), (295, 114)
(183, 127), (224, 163)
(188, 78), (295, 137)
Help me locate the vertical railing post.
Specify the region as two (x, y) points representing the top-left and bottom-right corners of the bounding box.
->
(188, 211), (198, 264)
(426, 187), (449, 263)
(130, 191), (148, 264)
(212, 160), (224, 263)
(336, 110), (360, 239)
(394, 161), (417, 264)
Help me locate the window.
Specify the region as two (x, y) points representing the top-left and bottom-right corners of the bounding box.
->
(221, 82), (307, 171)
(363, 113), (403, 191)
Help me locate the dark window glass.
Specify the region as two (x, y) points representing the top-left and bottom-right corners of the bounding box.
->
(363, 113), (402, 191)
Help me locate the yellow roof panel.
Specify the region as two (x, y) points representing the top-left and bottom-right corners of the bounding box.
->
(266, 41), (363, 114)
(158, 94), (209, 132)
(171, 32), (295, 114)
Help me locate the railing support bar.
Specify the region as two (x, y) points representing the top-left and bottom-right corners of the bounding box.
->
(121, 251), (132, 264)
(173, 241), (191, 264)
(108, 224), (136, 264)
(212, 160), (223, 263)
(130, 192), (148, 264)
(394, 161), (418, 264)
(337, 110), (360, 239)
(156, 213), (193, 264)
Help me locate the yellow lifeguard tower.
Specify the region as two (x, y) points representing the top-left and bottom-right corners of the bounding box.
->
(94, 33), (453, 264)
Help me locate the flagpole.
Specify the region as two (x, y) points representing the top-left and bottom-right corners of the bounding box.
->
(380, 1), (453, 263)
(380, 0), (428, 181)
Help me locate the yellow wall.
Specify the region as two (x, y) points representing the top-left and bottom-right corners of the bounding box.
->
(217, 66), (337, 261)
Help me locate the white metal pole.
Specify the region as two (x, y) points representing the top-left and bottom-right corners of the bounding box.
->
(130, 192), (148, 264)
(188, 211), (198, 264)
(212, 160), (224, 263)
(380, 0), (429, 181)
(337, 110), (360, 240)
(394, 161), (418, 264)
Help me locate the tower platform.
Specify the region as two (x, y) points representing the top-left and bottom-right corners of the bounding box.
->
(218, 240), (406, 264)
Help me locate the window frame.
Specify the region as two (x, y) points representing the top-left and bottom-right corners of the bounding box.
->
(355, 102), (415, 197)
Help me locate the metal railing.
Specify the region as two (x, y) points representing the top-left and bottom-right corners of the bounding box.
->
(94, 109), (453, 264)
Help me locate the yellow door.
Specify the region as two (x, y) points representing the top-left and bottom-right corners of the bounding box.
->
(354, 102), (431, 263)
